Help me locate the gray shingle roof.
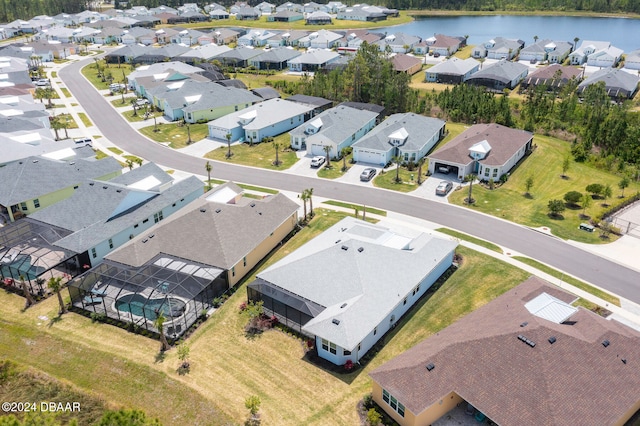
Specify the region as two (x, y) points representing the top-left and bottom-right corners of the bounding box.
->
(106, 182), (298, 269)
(29, 164), (203, 253)
(289, 105), (378, 144)
(215, 46), (264, 61)
(352, 113), (445, 153)
(0, 154), (121, 206)
(181, 83), (261, 112)
(428, 57), (479, 76)
(578, 68), (640, 96)
(467, 60), (529, 84)
(250, 46), (301, 63)
(370, 276), (640, 426)
(256, 217), (457, 350)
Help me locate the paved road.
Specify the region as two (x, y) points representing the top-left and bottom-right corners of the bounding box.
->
(59, 56), (640, 304)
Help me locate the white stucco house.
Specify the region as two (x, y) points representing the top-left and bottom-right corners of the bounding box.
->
(247, 217), (458, 366)
(569, 40), (622, 67)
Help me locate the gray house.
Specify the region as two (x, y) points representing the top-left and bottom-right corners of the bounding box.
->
(466, 59), (529, 91)
(289, 105), (379, 156)
(472, 37), (524, 60)
(247, 216), (457, 366)
(249, 47), (301, 70)
(352, 113), (446, 166)
(425, 57), (480, 84)
(577, 68), (640, 100)
(518, 39), (572, 64)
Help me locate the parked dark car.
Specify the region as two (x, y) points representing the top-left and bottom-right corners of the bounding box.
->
(435, 181), (453, 196)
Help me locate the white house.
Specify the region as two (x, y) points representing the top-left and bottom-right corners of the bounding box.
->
(298, 29), (342, 49)
(352, 113), (446, 166)
(624, 49), (640, 71)
(472, 37), (524, 60)
(518, 39), (572, 64)
(427, 123), (533, 180)
(569, 40), (622, 66)
(289, 105), (379, 156)
(247, 216), (458, 366)
(208, 98), (312, 143)
(425, 57), (479, 83)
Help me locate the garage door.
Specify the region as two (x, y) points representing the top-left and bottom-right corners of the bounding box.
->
(310, 143), (328, 157)
(356, 149), (384, 165)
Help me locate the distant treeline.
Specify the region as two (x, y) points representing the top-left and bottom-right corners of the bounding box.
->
(0, 0), (89, 22)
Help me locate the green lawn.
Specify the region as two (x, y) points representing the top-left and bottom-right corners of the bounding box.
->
(81, 60), (134, 91)
(122, 109), (151, 123)
(448, 134), (640, 243)
(512, 256), (620, 306)
(58, 113), (78, 129)
(107, 147), (124, 155)
(77, 112), (93, 127)
(139, 122), (209, 148)
(205, 134), (298, 170)
(51, 71), (57, 78)
(111, 96), (136, 108)
(323, 200), (387, 217)
(94, 149), (109, 159)
(318, 155), (354, 179)
(60, 88), (72, 98)
(436, 228), (503, 253)
(373, 167), (422, 192)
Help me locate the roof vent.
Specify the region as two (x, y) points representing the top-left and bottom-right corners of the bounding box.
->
(517, 334), (536, 348)
(335, 239), (341, 244)
(200, 208), (207, 213)
(89, 182), (94, 186)
(250, 202), (256, 207)
(332, 319), (340, 325)
(102, 186), (107, 189)
(341, 245), (348, 251)
(116, 189), (122, 193)
(148, 234), (154, 238)
(142, 238), (148, 243)
(426, 363), (435, 371)
(548, 336), (556, 344)
(69, 161), (75, 165)
(340, 303), (347, 308)
(520, 321), (528, 327)
(622, 358), (627, 364)
(602, 340), (610, 348)
(357, 247), (364, 252)
(33, 159), (39, 163)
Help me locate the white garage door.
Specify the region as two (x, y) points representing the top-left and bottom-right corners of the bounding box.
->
(356, 149), (384, 165)
(310, 143), (328, 157)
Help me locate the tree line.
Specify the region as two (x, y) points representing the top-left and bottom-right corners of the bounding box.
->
(386, 0), (640, 13)
(0, 0), (90, 22)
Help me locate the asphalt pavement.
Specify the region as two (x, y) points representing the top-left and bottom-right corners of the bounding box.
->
(57, 52), (640, 305)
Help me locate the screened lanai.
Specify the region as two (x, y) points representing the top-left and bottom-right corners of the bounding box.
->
(0, 218), (78, 297)
(68, 254), (226, 340)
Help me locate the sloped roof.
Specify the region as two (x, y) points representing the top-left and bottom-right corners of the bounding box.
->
(428, 57), (479, 76)
(352, 113), (445, 153)
(428, 123), (532, 167)
(289, 105), (378, 144)
(287, 49), (339, 65)
(467, 59), (529, 84)
(370, 276), (640, 426)
(181, 83), (261, 112)
(250, 46), (301, 63)
(578, 68), (640, 95)
(215, 46), (263, 61)
(106, 182), (298, 269)
(390, 53), (422, 72)
(523, 64), (582, 87)
(254, 217), (456, 350)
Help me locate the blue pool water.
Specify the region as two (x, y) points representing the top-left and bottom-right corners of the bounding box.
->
(115, 293), (186, 320)
(0, 254), (42, 281)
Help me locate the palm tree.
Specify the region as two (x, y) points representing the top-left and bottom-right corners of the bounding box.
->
(322, 145), (331, 167)
(392, 154), (403, 184)
(416, 157), (426, 185)
(126, 159), (134, 170)
(20, 275), (35, 308)
(466, 174), (476, 204)
(50, 114), (61, 141)
(131, 98), (138, 116)
(205, 161), (212, 190)
(153, 311), (170, 352)
(225, 133), (232, 158)
(48, 276), (66, 315)
(533, 35), (539, 43)
(307, 188), (314, 218)
(269, 138), (281, 166)
(186, 123), (192, 144)
(300, 189), (309, 221)
(573, 37), (580, 51)
(340, 147), (349, 172)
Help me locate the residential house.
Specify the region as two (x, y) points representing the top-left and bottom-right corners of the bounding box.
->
(302, 2), (324, 13)
(204, 2), (227, 12)
(277, 30), (309, 47)
(337, 5), (388, 22)
(230, 2), (249, 14)
(520, 64), (583, 90)
(208, 98), (312, 143)
(209, 9), (230, 20)
(92, 27), (125, 45)
(289, 105), (378, 155)
(465, 59), (529, 91)
(269, 10), (304, 22)
(121, 26), (156, 45)
(298, 29), (342, 49)
(287, 49), (340, 72)
(305, 11), (332, 25)
(255, 1), (276, 14)
(174, 10), (209, 23)
(0, 24), (21, 40)
(215, 47), (264, 67)
(181, 83), (262, 123)
(238, 29), (277, 47)
(518, 39), (572, 64)
(0, 134), (79, 169)
(375, 33), (421, 53)
(177, 44), (231, 64)
(352, 113), (446, 166)
(276, 2), (304, 12)
(0, 150), (121, 222)
(472, 37), (524, 60)
(249, 47), (301, 70)
(211, 28), (240, 45)
(427, 123), (533, 180)
(247, 216), (457, 365)
(285, 94), (333, 116)
(235, 7), (261, 20)
(170, 28), (205, 46)
(569, 40), (622, 67)
(28, 163), (203, 266)
(326, 1), (347, 13)
(624, 48), (640, 70)
(103, 44), (150, 64)
(425, 57), (480, 83)
(150, 5), (180, 16)
(74, 10), (109, 23)
(127, 61), (205, 97)
(178, 3), (202, 14)
(251, 87), (280, 100)
(423, 34), (461, 56)
(577, 68), (640, 100)
(369, 276), (640, 426)
(336, 30), (383, 54)
(391, 53), (422, 74)
(68, 182), (298, 340)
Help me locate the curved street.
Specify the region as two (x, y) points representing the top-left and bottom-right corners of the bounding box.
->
(59, 55), (640, 304)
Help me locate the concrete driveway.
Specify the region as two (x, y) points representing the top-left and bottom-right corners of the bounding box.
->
(285, 151), (321, 178)
(412, 173), (461, 202)
(336, 162), (384, 187)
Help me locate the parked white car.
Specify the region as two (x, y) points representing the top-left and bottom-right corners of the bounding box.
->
(310, 156), (326, 168)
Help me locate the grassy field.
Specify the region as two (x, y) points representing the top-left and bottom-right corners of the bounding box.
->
(373, 167), (422, 192)
(0, 207), (534, 426)
(58, 113), (78, 129)
(233, 70), (302, 91)
(111, 96), (136, 108)
(139, 122), (209, 148)
(81, 60), (134, 91)
(436, 228), (503, 253)
(448, 134), (640, 243)
(323, 200), (387, 216)
(77, 112), (93, 127)
(205, 134), (298, 170)
(512, 256), (620, 306)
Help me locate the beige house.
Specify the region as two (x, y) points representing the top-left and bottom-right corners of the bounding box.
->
(370, 276), (640, 426)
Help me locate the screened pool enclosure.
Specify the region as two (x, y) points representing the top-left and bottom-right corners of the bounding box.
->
(68, 254), (226, 340)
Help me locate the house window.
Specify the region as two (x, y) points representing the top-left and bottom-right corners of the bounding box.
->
(382, 389), (405, 418)
(403, 298), (407, 305)
(343, 349), (351, 355)
(20, 202), (27, 211)
(373, 327), (377, 336)
(91, 248), (97, 259)
(321, 339), (337, 355)
(154, 211), (163, 223)
(33, 199), (40, 208)
(290, 118), (293, 124)
(404, 153), (409, 161)
(493, 168), (498, 178)
(108, 238), (113, 249)
(231, 266), (235, 277)
(484, 168), (490, 177)
(143, 219), (149, 223)
(243, 256), (247, 267)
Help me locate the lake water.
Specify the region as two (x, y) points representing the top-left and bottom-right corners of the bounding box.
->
(377, 15), (640, 53)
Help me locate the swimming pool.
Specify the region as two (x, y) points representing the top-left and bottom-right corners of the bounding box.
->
(115, 293), (186, 321)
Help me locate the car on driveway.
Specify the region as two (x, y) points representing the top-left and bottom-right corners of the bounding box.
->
(360, 168), (377, 182)
(435, 181), (453, 196)
(35, 78), (50, 87)
(310, 156), (326, 168)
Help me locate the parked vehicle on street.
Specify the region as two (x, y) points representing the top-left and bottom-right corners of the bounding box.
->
(435, 181), (453, 196)
(74, 137), (93, 146)
(310, 156), (326, 168)
(360, 168), (377, 182)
